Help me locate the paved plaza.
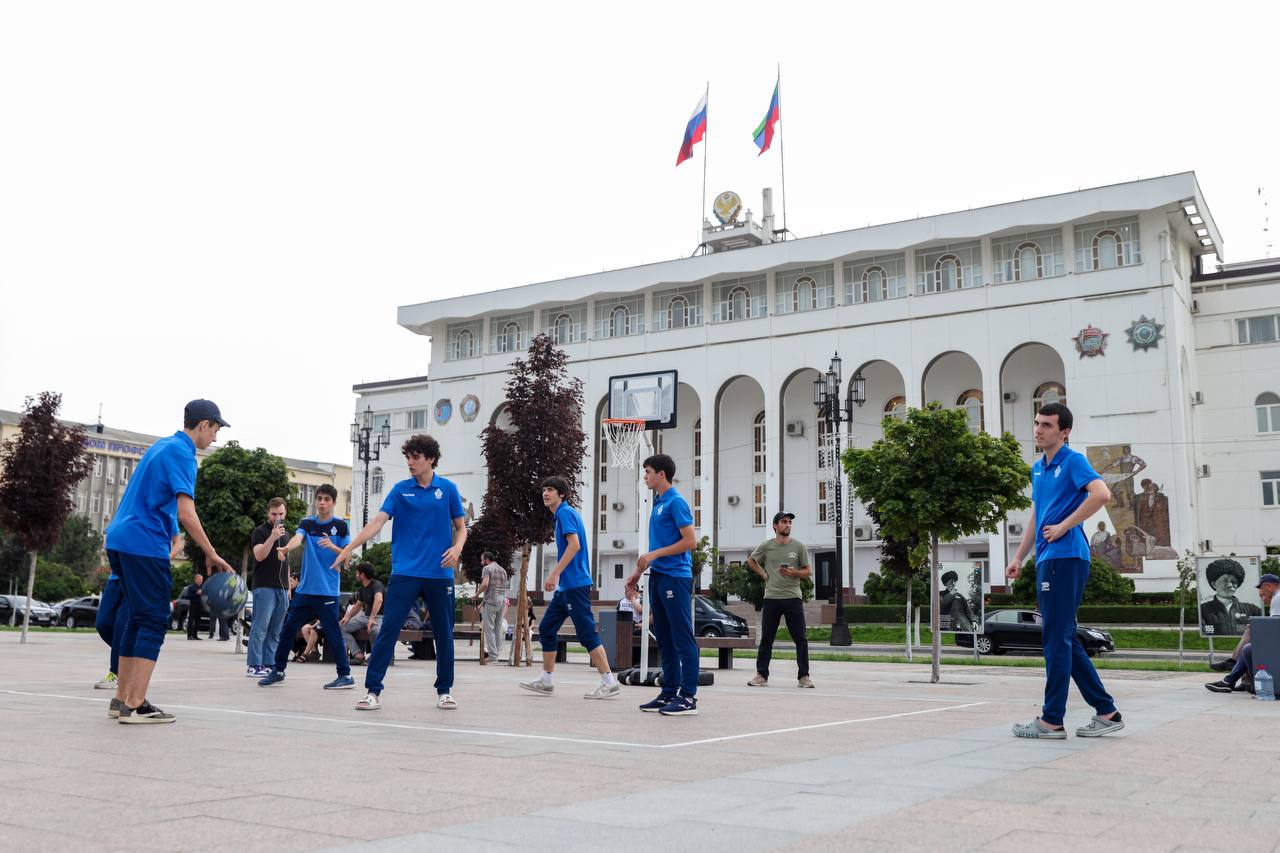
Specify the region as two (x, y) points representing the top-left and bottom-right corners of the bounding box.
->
(0, 631), (1275, 852)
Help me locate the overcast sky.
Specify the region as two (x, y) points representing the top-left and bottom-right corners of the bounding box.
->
(3, 2), (1276, 464)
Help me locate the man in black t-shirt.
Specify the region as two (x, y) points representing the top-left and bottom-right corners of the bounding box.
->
(246, 498), (290, 677)
(340, 563), (385, 662)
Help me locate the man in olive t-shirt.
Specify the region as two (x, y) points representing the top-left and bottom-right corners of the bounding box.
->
(746, 511), (814, 688)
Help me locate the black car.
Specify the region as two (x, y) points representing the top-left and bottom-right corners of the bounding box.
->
(954, 608), (1115, 657)
(0, 595), (59, 627)
(59, 595), (101, 629)
(695, 595), (749, 638)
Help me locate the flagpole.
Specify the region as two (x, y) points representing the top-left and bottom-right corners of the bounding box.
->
(777, 64), (787, 239)
(700, 81), (708, 254)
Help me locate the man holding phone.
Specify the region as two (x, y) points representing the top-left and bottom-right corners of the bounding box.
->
(246, 497), (290, 677)
(746, 511), (814, 688)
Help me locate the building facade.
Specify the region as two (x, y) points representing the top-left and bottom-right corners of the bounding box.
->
(358, 173), (1279, 598)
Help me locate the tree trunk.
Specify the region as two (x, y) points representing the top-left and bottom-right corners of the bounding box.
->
(930, 533), (941, 683)
(20, 550), (36, 645)
(512, 543), (532, 667)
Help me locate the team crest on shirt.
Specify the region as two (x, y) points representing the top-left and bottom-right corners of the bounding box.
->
(656, 506), (665, 515)
(330, 526), (337, 535)
(434, 488), (443, 500)
(1054, 467), (1061, 478)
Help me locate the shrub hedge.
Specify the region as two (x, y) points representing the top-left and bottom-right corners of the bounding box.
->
(842, 603), (1188, 624)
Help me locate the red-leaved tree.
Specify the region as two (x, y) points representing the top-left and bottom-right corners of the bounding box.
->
(0, 393), (94, 643)
(478, 334), (586, 666)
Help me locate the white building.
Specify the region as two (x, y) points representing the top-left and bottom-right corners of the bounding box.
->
(355, 172), (1280, 599)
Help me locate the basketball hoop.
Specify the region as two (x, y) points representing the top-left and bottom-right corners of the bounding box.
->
(603, 418), (647, 469)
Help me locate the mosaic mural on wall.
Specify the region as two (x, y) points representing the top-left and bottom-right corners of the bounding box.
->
(1084, 443), (1179, 573)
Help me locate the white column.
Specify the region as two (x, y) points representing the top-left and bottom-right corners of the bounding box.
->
(701, 389), (719, 565)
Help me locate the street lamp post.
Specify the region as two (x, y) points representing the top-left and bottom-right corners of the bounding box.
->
(813, 352), (866, 647)
(350, 405), (391, 553)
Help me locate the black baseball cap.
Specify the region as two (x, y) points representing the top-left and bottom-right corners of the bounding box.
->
(772, 511), (795, 525)
(1257, 573), (1280, 588)
(184, 399), (230, 428)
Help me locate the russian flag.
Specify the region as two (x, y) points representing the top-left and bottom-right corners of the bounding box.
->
(675, 92), (707, 166)
(753, 78), (780, 156)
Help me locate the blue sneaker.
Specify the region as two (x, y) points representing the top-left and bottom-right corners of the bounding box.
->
(659, 696), (698, 716)
(324, 675), (355, 690)
(257, 669), (286, 687)
(639, 694), (675, 713)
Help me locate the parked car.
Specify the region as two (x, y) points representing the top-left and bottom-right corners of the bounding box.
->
(694, 595), (749, 638)
(954, 608), (1115, 657)
(0, 595), (60, 627)
(59, 595), (101, 629)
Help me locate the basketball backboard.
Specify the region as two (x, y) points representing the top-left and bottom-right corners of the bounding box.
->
(607, 370), (677, 430)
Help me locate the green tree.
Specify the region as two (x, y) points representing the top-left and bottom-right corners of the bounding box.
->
(33, 558), (87, 603)
(691, 535), (718, 593)
(459, 514), (517, 584)
(45, 514), (102, 578)
(184, 442), (306, 576)
(707, 559), (813, 609)
(862, 569), (927, 606)
(844, 403), (1031, 682)
(1009, 556), (1135, 604)
(356, 541), (393, 586)
(0, 392), (94, 641)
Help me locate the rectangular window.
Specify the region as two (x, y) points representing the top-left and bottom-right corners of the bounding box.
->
(408, 409), (428, 430)
(753, 415), (765, 474)
(844, 254), (908, 304)
(105, 457), (116, 484)
(817, 481), (829, 523)
(1264, 471), (1280, 507)
(372, 414), (391, 432)
(120, 460), (130, 484)
(776, 265), (836, 314)
(76, 491), (87, 513)
(91, 493), (101, 514)
(1074, 217), (1142, 272)
(93, 457), (103, 478)
(614, 563), (624, 579)
(599, 493), (608, 532)
(103, 495), (113, 516)
(1237, 315), (1280, 345)
(693, 421), (702, 477)
(694, 488), (702, 529)
(753, 484), (765, 526)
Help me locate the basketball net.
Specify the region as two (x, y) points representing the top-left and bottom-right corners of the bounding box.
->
(603, 418), (647, 469)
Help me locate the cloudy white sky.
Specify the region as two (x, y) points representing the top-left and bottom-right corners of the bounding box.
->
(3, 1), (1276, 464)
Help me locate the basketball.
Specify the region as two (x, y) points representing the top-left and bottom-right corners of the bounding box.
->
(203, 572), (248, 619)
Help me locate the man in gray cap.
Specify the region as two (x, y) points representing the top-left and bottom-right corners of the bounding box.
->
(746, 511), (814, 688)
(1206, 573), (1279, 694)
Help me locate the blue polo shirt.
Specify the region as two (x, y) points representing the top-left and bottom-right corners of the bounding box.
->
(1031, 443), (1101, 562)
(380, 474), (465, 579)
(295, 515), (349, 596)
(105, 431), (197, 560)
(553, 502), (592, 591)
(648, 487), (694, 576)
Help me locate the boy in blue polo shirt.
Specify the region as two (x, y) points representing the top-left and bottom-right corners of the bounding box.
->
(106, 399), (234, 724)
(1006, 403), (1123, 739)
(258, 484), (353, 689)
(624, 453), (699, 716)
(334, 434), (467, 711)
(519, 476), (620, 700)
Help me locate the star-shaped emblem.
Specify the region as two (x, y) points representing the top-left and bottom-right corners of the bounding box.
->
(1125, 315), (1164, 352)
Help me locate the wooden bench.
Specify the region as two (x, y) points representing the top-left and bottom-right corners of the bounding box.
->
(626, 635), (754, 669)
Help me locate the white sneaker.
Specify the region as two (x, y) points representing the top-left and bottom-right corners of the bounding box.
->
(437, 694), (457, 710)
(584, 681), (621, 700)
(355, 692), (381, 711)
(520, 678), (554, 695)
(94, 672), (118, 690)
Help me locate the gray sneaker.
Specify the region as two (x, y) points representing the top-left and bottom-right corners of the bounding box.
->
(1076, 712), (1124, 738)
(519, 678), (554, 695)
(584, 681), (621, 700)
(107, 697), (124, 719)
(118, 700), (176, 725)
(1011, 717), (1066, 739)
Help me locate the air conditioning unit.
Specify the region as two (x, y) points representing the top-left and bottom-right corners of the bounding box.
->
(1008, 522), (1024, 536)
(1002, 391), (1017, 403)
(785, 420), (805, 437)
(611, 539), (625, 549)
(611, 501), (624, 511)
(1197, 464), (1211, 478)
(853, 525), (872, 541)
(726, 495), (740, 506)
(1190, 391), (1204, 405)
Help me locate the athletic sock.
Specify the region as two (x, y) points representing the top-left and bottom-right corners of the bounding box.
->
(540, 671), (553, 684)
(602, 672), (618, 687)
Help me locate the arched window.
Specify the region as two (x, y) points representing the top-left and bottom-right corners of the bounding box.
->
(728, 286), (750, 321)
(1033, 381), (1066, 415)
(598, 423), (608, 484)
(792, 276), (816, 312)
(454, 328), (473, 358)
(371, 466), (384, 495)
(861, 266), (888, 302)
(610, 304), (629, 337)
(693, 418), (702, 477)
(668, 295), (689, 329)
(1093, 230), (1120, 270)
(956, 389), (984, 433)
(500, 321), (521, 353)
(936, 255), (961, 291)
(1014, 242), (1042, 281)
(753, 411), (766, 473)
(1257, 392), (1280, 434)
(884, 396), (907, 420)
(552, 313), (572, 344)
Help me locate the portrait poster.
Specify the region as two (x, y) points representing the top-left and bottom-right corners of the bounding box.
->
(938, 561), (984, 634)
(1196, 555), (1263, 638)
